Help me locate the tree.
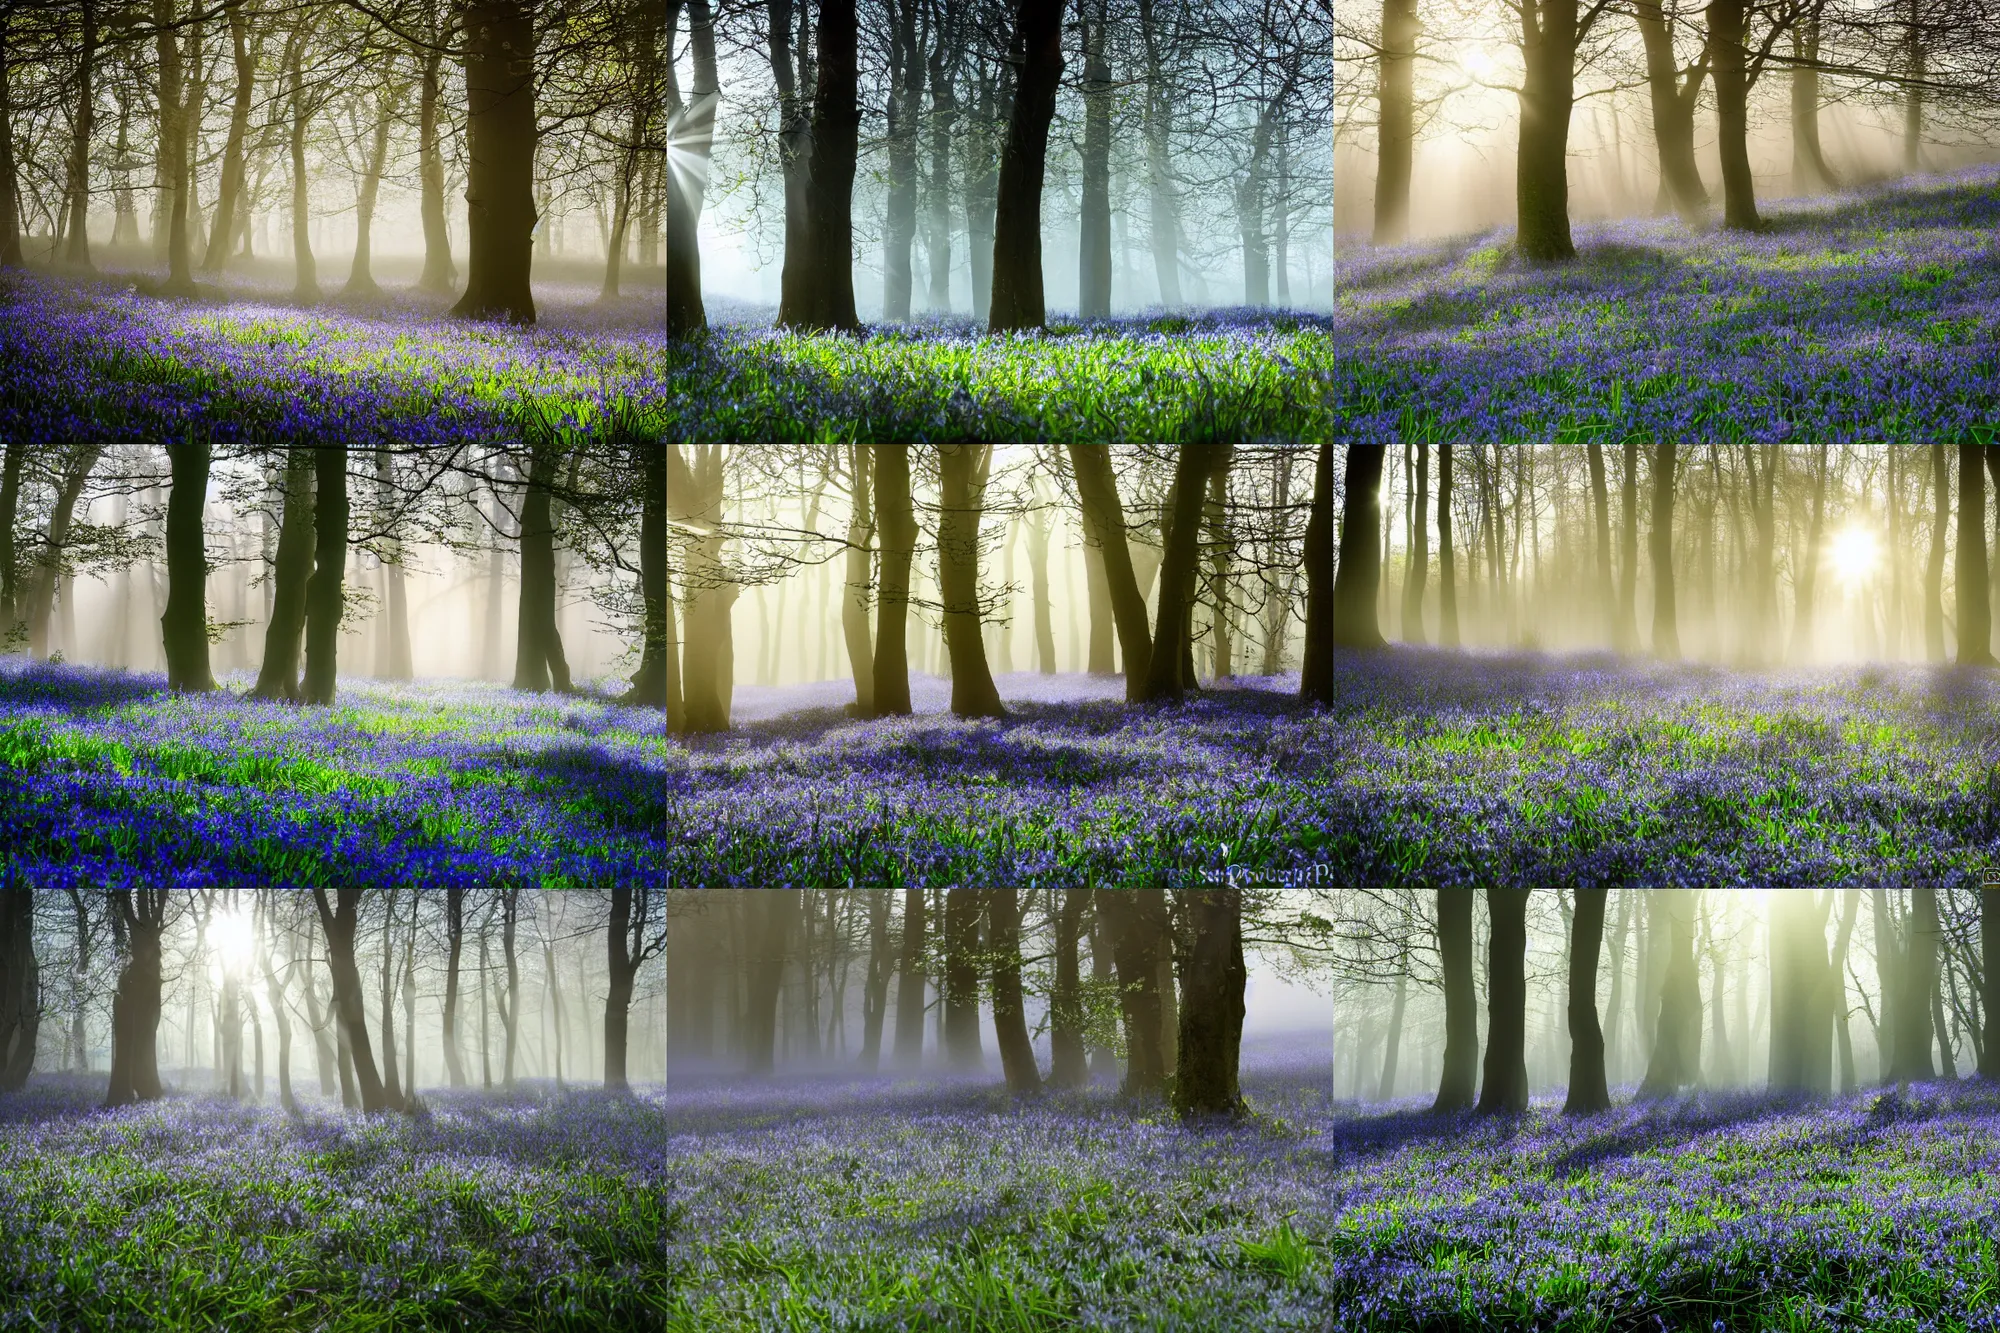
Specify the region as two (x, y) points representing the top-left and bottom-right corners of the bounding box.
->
(1372, 0), (1416, 244)
(943, 888), (983, 1071)
(1145, 447), (1230, 700)
(1173, 889), (1246, 1117)
(0, 441), (22, 641)
(1637, 891), (1701, 1098)
(744, 890), (799, 1075)
(153, 0), (195, 293)
(872, 445), (918, 716)
(0, 889), (35, 1092)
(105, 889), (171, 1107)
(1982, 885), (1999, 1081)
(23, 447), (103, 661)
(1077, 0), (1113, 317)
(1476, 888), (1530, 1114)
(678, 447), (736, 732)
(1303, 441), (1334, 700)
(859, 889), (894, 1069)
(1635, 0), (1707, 222)
(1332, 445), (1386, 649)
(1049, 889), (1089, 1088)
(893, 887), (927, 1067)
(1438, 444), (1459, 646)
(252, 449), (314, 701)
(1792, 444), (1831, 659)
(415, 1), (458, 294)
(303, 447), (348, 705)
(841, 446), (876, 717)
(1958, 444), (1993, 667)
(938, 446), (1005, 718)
(1650, 444), (1679, 658)
(201, 0), (257, 275)
(664, 0), (716, 333)
(1400, 442), (1428, 643)
(1564, 888), (1610, 1114)
(1512, 0), (1596, 261)
(1068, 445), (1153, 700)
(1616, 442), (1639, 652)
(442, 887), (467, 1086)
(1926, 443), (1949, 661)
(1433, 889), (1477, 1111)
(1708, 0), (1760, 230)
(989, 888), (1041, 1094)
(988, 0), (1065, 330)
(606, 885), (667, 1090)
(779, 0), (860, 330)
(312, 889), (394, 1111)
(1586, 443), (1614, 640)
(514, 444), (574, 693)
(451, 1), (540, 323)
(1889, 887), (1940, 1082)
(162, 445), (216, 692)
(1098, 888), (1168, 1096)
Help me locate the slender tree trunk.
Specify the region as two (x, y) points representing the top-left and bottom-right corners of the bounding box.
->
(989, 888), (1040, 1093)
(1098, 889), (1167, 1096)
(1651, 443), (1679, 658)
(1332, 445), (1387, 650)
(1050, 889), (1088, 1088)
(202, 0), (255, 274)
(0, 891), (38, 1092)
(1792, 443), (1830, 659)
(162, 446), (216, 692)
(347, 87), (400, 295)
(303, 448), (347, 706)
(859, 889), (893, 1069)
(105, 892), (167, 1107)
(841, 446), (877, 715)
(745, 890), (798, 1075)
(1475, 889), (1530, 1113)
(311, 889), (392, 1111)
(1077, 0), (1112, 316)
(1926, 444), (1949, 660)
(1635, 0), (1707, 221)
(1438, 445), (1459, 646)
(987, 0), (1065, 331)
(893, 887), (927, 1067)
(1376, 965), (1407, 1099)
(451, 1), (539, 323)
(1137, 0), (1180, 305)
(1400, 442), (1429, 643)
(379, 891), (403, 1107)
(1981, 886), (2000, 1080)
(1710, 0), (1761, 229)
(253, 449), (314, 701)
(441, 887), (466, 1086)
(1303, 442), (1335, 700)
(1146, 448), (1230, 700)
(1069, 446), (1155, 697)
(1959, 444), (1994, 666)
(783, 0), (859, 329)
(872, 445), (917, 716)
(965, 68), (1000, 321)
(942, 889), (983, 1071)
(286, 15), (318, 301)
(1373, 0), (1416, 245)
(1790, 18), (1835, 192)
(1638, 891), (1702, 1097)
(1565, 888), (1610, 1114)
(513, 446), (572, 693)
(417, 5), (457, 293)
(64, 1), (98, 269)
(880, 0), (922, 321)
(939, 446), (1005, 717)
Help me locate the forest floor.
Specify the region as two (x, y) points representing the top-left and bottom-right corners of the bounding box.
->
(1332, 164), (2000, 442)
(2, 1056), (1998, 1330)
(1329, 648), (2000, 888)
(0, 661), (1330, 889)
(0, 257), (674, 444)
(0, 255), (1332, 443)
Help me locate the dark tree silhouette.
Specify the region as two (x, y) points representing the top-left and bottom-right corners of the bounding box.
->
(1332, 445), (1386, 649)
(1651, 443), (1679, 658)
(1303, 441), (1334, 701)
(1433, 888), (1477, 1112)
(105, 889), (171, 1107)
(253, 449), (314, 702)
(311, 888), (394, 1112)
(1958, 444), (1993, 667)
(514, 445), (573, 694)
(1564, 888), (1610, 1115)
(938, 446), (1005, 718)
(989, 888), (1041, 1094)
(450, 2), (540, 323)
(893, 887), (927, 1067)
(1638, 892), (1702, 1098)
(1173, 889), (1246, 1117)
(1476, 888), (1529, 1114)
(162, 445), (216, 693)
(303, 447), (348, 706)
(1098, 888), (1168, 1096)
(873, 445), (918, 717)
(0, 890), (36, 1092)
(944, 888), (983, 1070)
(988, 0), (1065, 330)
(1069, 445), (1154, 699)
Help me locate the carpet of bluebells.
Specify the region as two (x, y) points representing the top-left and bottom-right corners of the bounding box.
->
(4, 1054), (2000, 1330)
(1330, 648), (2000, 888)
(0, 268), (1332, 443)
(1333, 166), (2000, 442)
(0, 661), (1331, 890)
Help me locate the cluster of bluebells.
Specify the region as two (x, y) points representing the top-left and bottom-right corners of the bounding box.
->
(0, 662), (1330, 888)
(1329, 648), (2000, 887)
(1333, 166), (2000, 442)
(2, 1059), (1998, 1329)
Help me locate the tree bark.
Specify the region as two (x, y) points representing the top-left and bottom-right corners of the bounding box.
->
(939, 446), (1005, 718)
(63, 1), (98, 270)
(629, 445), (672, 706)
(1303, 442), (1335, 700)
(859, 889), (894, 1069)
(25, 449), (101, 662)
(989, 888), (1040, 1094)
(1635, 0), (1707, 221)
(1792, 444), (1830, 659)
(287, 15), (318, 302)
(1098, 889), (1168, 1096)
(1515, 0), (1577, 262)
(1438, 444), (1459, 647)
(0, 442), (22, 639)
(1069, 446), (1154, 697)
(893, 886), (927, 1067)
(1145, 448), (1229, 700)
(1050, 888), (1088, 1088)
(1137, 0), (1180, 305)
(311, 889), (393, 1111)
(0, 891), (37, 1092)
(417, 2), (457, 294)
(451, 1), (540, 323)
(782, 0), (860, 330)
(1434, 893), (1478, 1110)
(1400, 442), (1428, 644)
(202, 0), (255, 274)
(303, 448), (347, 705)
(347, 85), (400, 295)
(1710, 0), (1761, 230)
(664, 0), (715, 333)
(1373, 0), (1416, 245)
(514, 445), (573, 693)
(105, 890), (168, 1106)
(943, 889), (983, 1071)
(1172, 889), (1245, 1116)
(162, 445), (216, 692)
(443, 887), (466, 1086)
(1958, 444), (1994, 666)
(1564, 888), (1610, 1114)
(379, 891), (403, 1108)
(678, 448), (735, 732)
(1476, 888), (1530, 1114)
(881, 0), (922, 321)
(745, 890), (798, 1075)
(841, 446), (876, 716)
(872, 445), (917, 716)
(987, 0), (1065, 330)
(1651, 443), (1679, 658)
(1077, 0), (1112, 316)
(253, 449), (314, 701)
(1638, 891), (1702, 1098)
(1789, 17), (1836, 192)
(1332, 445), (1386, 650)
(1890, 888), (1940, 1081)
(1981, 886), (2000, 1080)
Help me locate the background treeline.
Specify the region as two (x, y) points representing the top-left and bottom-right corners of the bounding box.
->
(0, 1), (667, 320)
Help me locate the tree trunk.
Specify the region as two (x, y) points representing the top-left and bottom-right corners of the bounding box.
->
(379, 891), (403, 1107)
(629, 446), (673, 706)
(943, 889), (983, 1071)
(415, 23), (456, 292)
(1981, 886), (2000, 1081)
(989, 888), (1040, 1094)
(201, 0), (255, 274)
(105, 891), (168, 1106)
(303, 448), (347, 705)
(258, 924), (295, 1112)
(841, 445), (877, 715)
(1303, 442), (1334, 700)
(1377, 965), (1407, 1099)
(1564, 888), (1610, 1113)
(881, 0), (922, 321)
(0, 442), (21, 638)
(1438, 445), (1459, 647)
(1514, 0), (1577, 261)
(1050, 888), (1088, 1088)
(25, 450), (100, 662)
(1077, 0), (1112, 316)
(1959, 444), (1994, 666)
(347, 86), (399, 295)
(451, 1), (540, 323)
(1332, 445), (1387, 650)
(782, 0), (859, 330)
(1145, 448), (1229, 700)
(1069, 446), (1155, 698)
(514, 446), (573, 693)
(1891, 888), (1940, 1081)
(63, 1), (98, 269)
(154, 0), (194, 291)
(662, 0), (713, 330)
(0, 891), (37, 1092)
(893, 886), (927, 1066)
(1137, 0), (1180, 305)
(1373, 0), (1416, 245)
(1098, 889), (1167, 1096)
(745, 890), (798, 1075)
(1434, 891), (1478, 1110)
(939, 447), (1005, 717)
(925, 32), (956, 311)
(605, 886), (638, 1090)
(1792, 444), (1830, 659)
(872, 445), (917, 716)
(1925, 444), (1949, 661)
(965, 68), (1000, 321)
(1400, 442), (1429, 644)
(1710, 0), (1761, 230)
(987, 0), (1065, 331)
(442, 887), (466, 1086)
(1651, 443), (1679, 658)
(1638, 891), (1702, 1097)
(1475, 889), (1530, 1113)
(1790, 18), (1836, 192)
(162, 445), (216, 692)
(859, 889), (893, 1069)
(253, 449), (314, 700)
(1635, 0), (1707, 221)
(1904, 3), (1923, 172)
(287, 18), (318, 301)
(311, 889), (392, 1111)
(1173, 889), (1245, 1116)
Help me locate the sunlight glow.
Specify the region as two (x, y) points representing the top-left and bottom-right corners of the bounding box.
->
(211, 908), (256, 979)
(1829, 527), (1880, 587)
